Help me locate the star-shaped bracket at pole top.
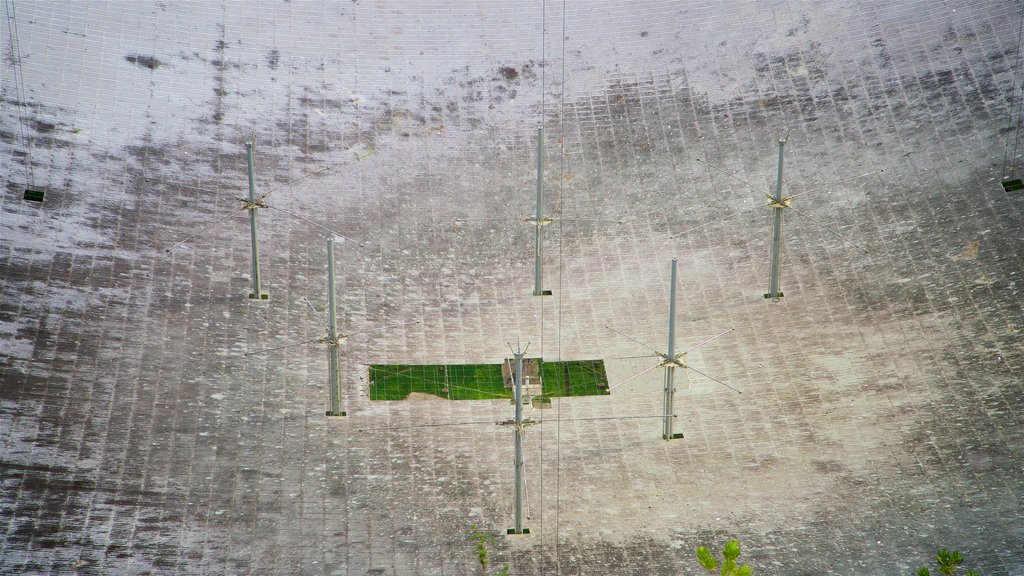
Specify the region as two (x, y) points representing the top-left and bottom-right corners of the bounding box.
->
(658, 352), (688, 369)
(239, 195), (269, 210)
(317, 333), (350, 348)
(766, 193), (792, 209)
(497, 418), (539, 433)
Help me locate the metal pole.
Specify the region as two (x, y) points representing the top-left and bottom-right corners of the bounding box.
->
(246, 142), (266, 300)
(512, 350), (526, 533)
(663, 258), (678, 440)
(326, 237), (345, 416)
(766, 135), (786, 301)
(533, 127), (546, 296)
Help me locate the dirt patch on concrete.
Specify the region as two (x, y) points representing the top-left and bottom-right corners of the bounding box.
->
(501, 358), (540, 389)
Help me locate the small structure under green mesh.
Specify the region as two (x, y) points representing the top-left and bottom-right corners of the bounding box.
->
(369, 359), (609, 401)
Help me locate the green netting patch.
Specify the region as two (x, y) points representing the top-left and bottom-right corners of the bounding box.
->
(369, 363), (506, 401)
(539, 359), (610, 398)
(369, 359), (609, 401)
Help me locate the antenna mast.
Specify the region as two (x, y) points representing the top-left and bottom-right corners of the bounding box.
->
(765, 132), (788, 301)
(512, 346), (528, 533)
(531, 128), (553, 296)
(325, 237), (345, 416)
(245, 141), (269, 300)
(662, 258), (681, 439)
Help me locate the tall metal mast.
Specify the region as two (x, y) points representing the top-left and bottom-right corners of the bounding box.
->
(511, 347), (527, 533)
(245, 141), (268, 300)
(325, 237), (345, 416)
(531, 128), (553, 296)
(765, 133), (789, 301)
(662, 258), (681, 439)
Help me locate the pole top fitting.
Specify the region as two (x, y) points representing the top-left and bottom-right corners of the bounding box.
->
(239, 197), (268, 210)
(659, 353), (687, 368)
(777, 129), (789, 144)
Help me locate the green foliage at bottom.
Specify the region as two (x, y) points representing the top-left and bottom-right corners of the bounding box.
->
(470, 525), (509, 576)
(696, 539), (753, 576)
(917, 548), (980, 576)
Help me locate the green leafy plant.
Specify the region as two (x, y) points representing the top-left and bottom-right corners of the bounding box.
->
(470, 525), (509, 576)
(916, 548), (980, 576)
(696, 539), (753, 576)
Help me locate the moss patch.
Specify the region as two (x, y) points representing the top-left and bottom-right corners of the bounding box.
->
(369, 363), (506, 400)
(540, 359), (609, 398)
(369, 359), (609, 401)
